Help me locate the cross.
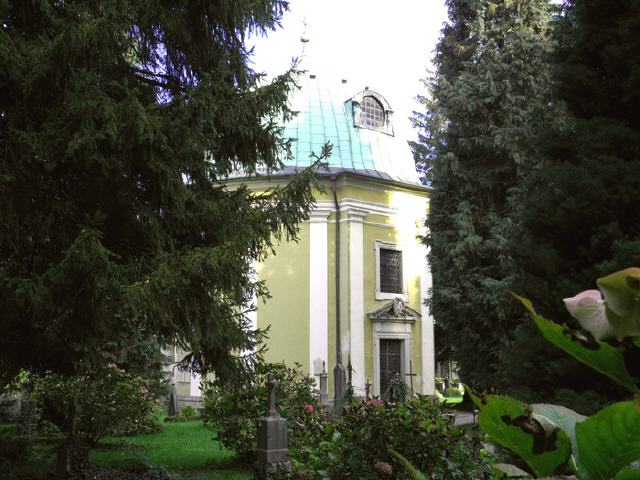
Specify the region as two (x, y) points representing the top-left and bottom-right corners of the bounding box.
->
(364, 378), (372, 400)
(405, 360), (417, 396)
(266, 374), (277, 416)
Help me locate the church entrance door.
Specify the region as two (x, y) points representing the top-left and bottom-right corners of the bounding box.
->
(379, 339), (402, 396)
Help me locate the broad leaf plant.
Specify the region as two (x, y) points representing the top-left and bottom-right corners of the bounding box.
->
(395, 267), (640, 479)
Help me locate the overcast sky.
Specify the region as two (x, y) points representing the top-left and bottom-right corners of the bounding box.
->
(249, 0), (449, 141)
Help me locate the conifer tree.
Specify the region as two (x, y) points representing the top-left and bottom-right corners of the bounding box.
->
(414, 0), (555, 389)
(507, 0), (640, 401)
(0, 1), (317, 386)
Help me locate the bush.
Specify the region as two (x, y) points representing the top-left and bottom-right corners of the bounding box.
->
(180, 405), (197, 418)
(202, 362), (321, 460)
(31, 364), (156, 445)
(294, 396), (492, 480)
(445, 386), (463, 397)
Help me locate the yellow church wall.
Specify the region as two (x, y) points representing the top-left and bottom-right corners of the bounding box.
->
(257, 222), (311, 372)
(233, 174), (429, 397)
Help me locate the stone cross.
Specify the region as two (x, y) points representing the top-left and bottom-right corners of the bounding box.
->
(405, 360), (417, 396)
(256, 374), (290, 478)
(319, 361), (329, 406)
(266, 374), (277, 416)
(364, 378), (372, 400)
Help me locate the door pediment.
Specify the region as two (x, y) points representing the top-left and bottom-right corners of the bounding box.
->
(367, 297), (421, 324)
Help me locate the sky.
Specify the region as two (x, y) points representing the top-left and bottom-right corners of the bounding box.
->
(248, 0), (449, 141)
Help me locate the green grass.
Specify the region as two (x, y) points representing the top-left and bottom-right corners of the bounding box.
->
(1, 421), (252, 480)
(93, 420), (252, 479)
(443, 396), (464, 404)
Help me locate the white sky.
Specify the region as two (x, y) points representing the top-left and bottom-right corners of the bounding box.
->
(248, 0), (449, 141)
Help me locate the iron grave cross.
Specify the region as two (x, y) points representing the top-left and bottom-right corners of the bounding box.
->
(405, 360), (417, 396)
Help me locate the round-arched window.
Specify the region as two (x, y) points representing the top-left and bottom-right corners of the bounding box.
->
(361, 95), (385, 129)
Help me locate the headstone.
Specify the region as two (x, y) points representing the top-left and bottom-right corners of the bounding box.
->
(256, 375), (291, 479)
(56, 399), (89, 479)
(16, 397), (38, 437)
(318, 361), (330, 406)
(168, 384), (179, 417)
(333, 363), (346, 416)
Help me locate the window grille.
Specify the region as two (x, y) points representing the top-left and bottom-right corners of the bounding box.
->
(361, 95), (385, 128)
(379, 248), (402, 294)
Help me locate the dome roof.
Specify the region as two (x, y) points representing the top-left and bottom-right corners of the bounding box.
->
(280, 74), (422, 186)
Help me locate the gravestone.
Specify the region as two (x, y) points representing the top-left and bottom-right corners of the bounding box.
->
(16, 397), (38, 437)
(256, 375), (291, 479)
(333, 363), (346, 416)
(167, 384), (179, 417)
(318, 361), (329, 406)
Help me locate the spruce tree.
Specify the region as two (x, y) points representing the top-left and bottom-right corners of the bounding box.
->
(414, 0), (555, 390)
(0, 1), (317, 386)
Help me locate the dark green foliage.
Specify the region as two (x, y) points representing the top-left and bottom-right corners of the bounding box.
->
(505, 0), (640, 403)
(201, 363), (320, 460)
(0, 0), (317, 386)
(383, 372), (410, 403)
(297, 396), (492, 480)
(414, 0), (557, 390)
(0, 432), (31, 464)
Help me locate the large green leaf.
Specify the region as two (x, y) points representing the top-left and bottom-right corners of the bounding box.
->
(576, 400), (640, 480)
(614, 470), (640, 480)
(533, 403), (586, 464)
(597, 268), (640, 340)
(514, 295), (639, 394)
(493, 463), (532, 477)
(469, 389), (572, 477)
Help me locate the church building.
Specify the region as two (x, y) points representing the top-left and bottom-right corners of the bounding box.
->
(171, 35), (435, 403)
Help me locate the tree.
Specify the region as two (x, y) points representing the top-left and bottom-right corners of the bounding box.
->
(0, 0), (317, 386)
(414, 0), (556, 390)
(506, 0), (640, 403)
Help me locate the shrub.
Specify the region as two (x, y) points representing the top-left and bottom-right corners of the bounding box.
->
(444, 386), (463, 397)
(295, 396), (492, 480)
(180, 405), (197, 418)
(202, 362), (321, 460)
(31, 364), (156, 445)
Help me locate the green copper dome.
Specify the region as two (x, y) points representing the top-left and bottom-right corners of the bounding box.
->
(279, 73), (422, 186)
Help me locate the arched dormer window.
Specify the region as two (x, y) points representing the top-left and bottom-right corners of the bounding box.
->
(361, 96), (385, 128)
(350, 88), (394, 136)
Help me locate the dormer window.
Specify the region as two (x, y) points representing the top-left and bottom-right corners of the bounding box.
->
(361, 96), (385, 128)
(349, 89), (394, 136)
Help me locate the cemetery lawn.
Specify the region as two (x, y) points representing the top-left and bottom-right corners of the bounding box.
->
(1, 420), (252, 480)
(93, 420), (252, 479)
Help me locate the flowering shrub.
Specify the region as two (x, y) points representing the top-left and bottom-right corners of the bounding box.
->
(201, 362), (321, 460)
(293, 396), (491, 480)
(31, 364), (159, 445)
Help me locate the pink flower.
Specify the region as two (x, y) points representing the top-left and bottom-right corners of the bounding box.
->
(563, 289), (613, 340)
(304, 404), (313, 413)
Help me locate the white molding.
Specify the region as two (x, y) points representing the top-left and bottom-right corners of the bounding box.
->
(372, 320), (413, 396)
(309, 209), (330, 384)
(348, 209), (368, 395)
(374, 240), (408, 301)
(315, 198), (399, 217)
(420, 243), (435, 395)
(307, 207), (333, 223)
